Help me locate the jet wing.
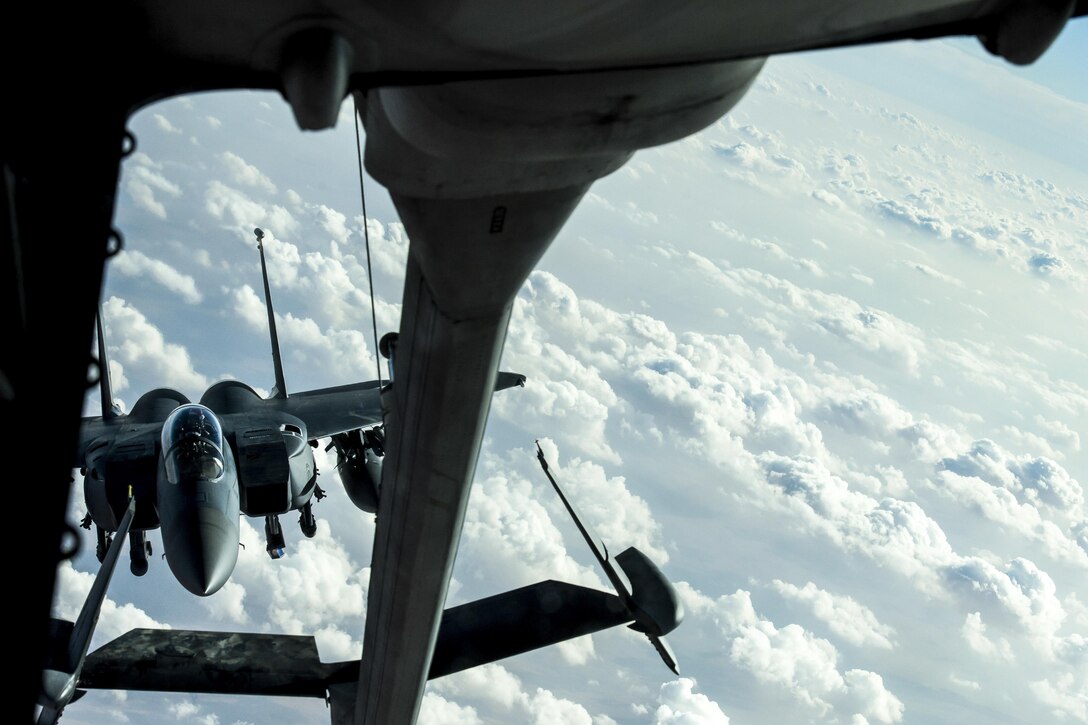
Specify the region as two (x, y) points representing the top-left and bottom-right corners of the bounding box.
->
(269, 372), (525, 441)
(270, 381), (385, 441)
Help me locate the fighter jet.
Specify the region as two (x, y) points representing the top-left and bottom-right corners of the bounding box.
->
(77, 226), (524, 596)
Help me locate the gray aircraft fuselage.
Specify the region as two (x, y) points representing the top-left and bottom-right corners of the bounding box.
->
(81, 380), (329, 596)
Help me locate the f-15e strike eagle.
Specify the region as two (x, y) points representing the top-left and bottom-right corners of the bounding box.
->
(77, 227), (524, 596)
(9, 0), (1084, 723)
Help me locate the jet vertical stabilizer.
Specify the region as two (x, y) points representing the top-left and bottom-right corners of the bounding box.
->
(254, 228), (288, 400)
(95, 307), (121, 420)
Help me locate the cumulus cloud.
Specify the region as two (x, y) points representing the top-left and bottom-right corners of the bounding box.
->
(459, 450), (609, 596)
(219, 152), (277, 194)
(353, 217), (411, 278)
(429, 664), (597, 725)
(933, 470), (1088, 566)
(430, 664), (526, 711)
(199, 580), (247, 624)
(939, 439), (1084, 513)
(760, 455), (957, 590)
(154, 114), (182, 134)
(525, 688), (594, 724)
(535, 439), (667, 563)
(112, 249), (203, 304)
(103, 295), (207, 395)
(686, 254), (928, 376)
(949, 559), (1067, 655)
(493, 274), (626, 463)
(227, 284), (377, 385)
(168, 700), (200, 718)
(813, 387), (914, 440)
(1030, 673), (1087, 722)
(654, 678), (731, 724)
(906, 261), (964, 287)
(683, 586), (903, 722)
(949, 674), (981, 691)
(811, 188), (845, 208)
(418, 693), (481, 725)
(53, 562), (169, 647)
(226, 519), (369, 661)
(204, 180), (298, 240)
(125, 154), (182, 219)
(713, 142), (808, 181)
(769, 580), (895, 649)
(1031, 411), (1083, 452)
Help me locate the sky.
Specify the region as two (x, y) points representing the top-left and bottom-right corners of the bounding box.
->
(55, 27), (1086, 725)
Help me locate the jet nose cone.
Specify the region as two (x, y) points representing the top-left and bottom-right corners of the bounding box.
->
(165, 507), (239, 596)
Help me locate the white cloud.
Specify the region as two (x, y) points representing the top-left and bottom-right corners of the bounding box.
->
(154, 114), (182, 134)
(199, 580), (247, 624)
(418, 693), (481, 725)
(948, 559), (1066, 654)
(430, 664), (526, 711)
(686, 254), (928, 377)
(933, 470), (1088, 566)
(352, 216), (411, 279)
(430, 666), (599, 725)
(53, 562), (169, 647)
(113, 249), (203, 304)
(683, 586), (903, 722)
(655, 678), (731, 724)
(227, 283), (377, 385)
(103, 295), (207, 396)
(713, 142), (808, 184)
(760, 455), (957, 589)
(226, 519), (369, 659)
(961, 612), (1015, 662)
(907, 261), (964, 287)
(812, 188), (845, 208)
(168, 700), (199, 718)
(769, 580), (895, 649)
(813, 387), (914, 440)
(556, 635), (597, 666)
(125, 159), (182, 219)
(318, 204), (351, 244)
(939, 439), (1084, 513)
(843, 670), (905, 725)
(219, 152), (277, 194)
(460, 451), (606, 596)
(948, 674), (981, 691)
(1030, 673), (1088, 722)
(204, 180), (298, 240)
(535, 439), (667, 564)
(1033, 417), (1083, 452)
(526, 688), (593, 725)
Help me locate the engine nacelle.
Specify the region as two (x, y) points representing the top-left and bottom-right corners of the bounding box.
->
(329, 426), (384, 514)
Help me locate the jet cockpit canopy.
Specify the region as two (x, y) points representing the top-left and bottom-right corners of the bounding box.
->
(162, 404), (226, 483)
